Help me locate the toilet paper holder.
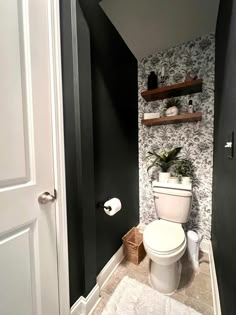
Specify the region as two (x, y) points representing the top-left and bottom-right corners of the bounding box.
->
(97, 202), (111, 211)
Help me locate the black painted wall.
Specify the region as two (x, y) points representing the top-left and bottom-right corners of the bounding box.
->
(60, 0), (139, 306)
(60, 0), (96, 305)
(212, 0), (236, 314)
(78, 0), (139, 274)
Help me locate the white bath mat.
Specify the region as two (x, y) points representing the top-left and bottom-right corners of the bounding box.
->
(101, 276), (201, 315)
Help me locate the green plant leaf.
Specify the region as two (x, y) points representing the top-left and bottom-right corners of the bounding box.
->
(147, 151), (158, 157)
(165, 147), (182, 162)
(146, 147), (182, 173)
(174, 158), (195, 177)
(147, 157), (158, 172)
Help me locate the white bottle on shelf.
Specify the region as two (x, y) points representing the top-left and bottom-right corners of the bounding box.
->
(188, 100), (194, 113)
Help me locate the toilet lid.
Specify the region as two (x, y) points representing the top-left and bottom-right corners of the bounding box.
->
(143, 220), (185, 254)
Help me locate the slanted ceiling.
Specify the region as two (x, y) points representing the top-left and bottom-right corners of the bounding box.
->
(100, 0), (219, 60)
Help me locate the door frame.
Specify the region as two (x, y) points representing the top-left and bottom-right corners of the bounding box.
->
(47, 0), (70, 314)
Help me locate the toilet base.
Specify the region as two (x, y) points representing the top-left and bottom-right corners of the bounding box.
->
(149, 260), (182, 295)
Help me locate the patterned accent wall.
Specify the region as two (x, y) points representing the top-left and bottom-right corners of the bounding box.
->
(138, 33), (215, 240)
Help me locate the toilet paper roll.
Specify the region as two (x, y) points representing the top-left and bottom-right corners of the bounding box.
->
(104, 198), (122, 216)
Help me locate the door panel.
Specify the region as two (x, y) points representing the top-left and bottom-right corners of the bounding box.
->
(0, 225), (36, 315)
(0, 0), (32, 187)
(0, 0), (60, 314)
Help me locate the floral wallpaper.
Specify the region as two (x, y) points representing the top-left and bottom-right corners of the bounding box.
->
(138, 33), (215, 240)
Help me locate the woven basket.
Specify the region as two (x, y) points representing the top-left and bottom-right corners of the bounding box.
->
(122, 227), (146, 265)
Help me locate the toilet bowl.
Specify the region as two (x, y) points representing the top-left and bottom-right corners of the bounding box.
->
(143, 219), (187, 294)
(144, 182), (192, 295)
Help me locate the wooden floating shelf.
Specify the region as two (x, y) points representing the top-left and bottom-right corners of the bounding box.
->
(141, 112), (202, 126)
(141, 79), (203, 102)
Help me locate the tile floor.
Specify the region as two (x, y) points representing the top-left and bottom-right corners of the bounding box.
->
(92, 251), (214, 315)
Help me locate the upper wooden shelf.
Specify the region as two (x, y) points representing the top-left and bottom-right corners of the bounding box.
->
(141, 79), (203, 102)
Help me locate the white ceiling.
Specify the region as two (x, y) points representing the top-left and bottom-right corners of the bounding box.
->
(100, 0), (219, 60)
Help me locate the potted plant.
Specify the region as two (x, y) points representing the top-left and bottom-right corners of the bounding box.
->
(174, 159), (195, 184)
(147, 147), (182, 182)
(165, 98), (180, 117)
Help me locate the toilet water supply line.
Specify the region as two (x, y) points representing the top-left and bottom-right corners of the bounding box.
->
(187, 230), (203, 271)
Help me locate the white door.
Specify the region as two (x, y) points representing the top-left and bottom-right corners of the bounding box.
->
(0, 0), (60, 314)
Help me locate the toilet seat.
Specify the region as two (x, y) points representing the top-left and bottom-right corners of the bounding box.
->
(143, 219), (186, 255)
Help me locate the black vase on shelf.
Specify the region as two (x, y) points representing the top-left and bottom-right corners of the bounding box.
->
(147, 71), (158, 90)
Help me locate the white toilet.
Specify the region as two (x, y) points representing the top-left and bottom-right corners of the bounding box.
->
(143, 182), (192, 295)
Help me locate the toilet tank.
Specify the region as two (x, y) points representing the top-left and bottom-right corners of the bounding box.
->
(153, 187), (192, 223)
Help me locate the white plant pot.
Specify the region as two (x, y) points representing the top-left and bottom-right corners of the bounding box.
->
(168, 176), (179, 184)
(159, 172), (171, 183)
(165, 106), (179, 117)
(182, 176), (191, 184)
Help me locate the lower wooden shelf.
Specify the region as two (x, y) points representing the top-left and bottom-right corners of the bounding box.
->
(141, 112), (202, 126)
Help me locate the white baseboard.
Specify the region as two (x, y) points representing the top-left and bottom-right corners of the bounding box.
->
(71, 284), (100, 315)
(200, 239), (221, 314)
(97, 245), (124, 290)
(209, 242), (221, 315)
(71, 245), (124, 315)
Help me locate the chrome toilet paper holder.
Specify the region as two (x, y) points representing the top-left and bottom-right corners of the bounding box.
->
(97, 201), (111, 211)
